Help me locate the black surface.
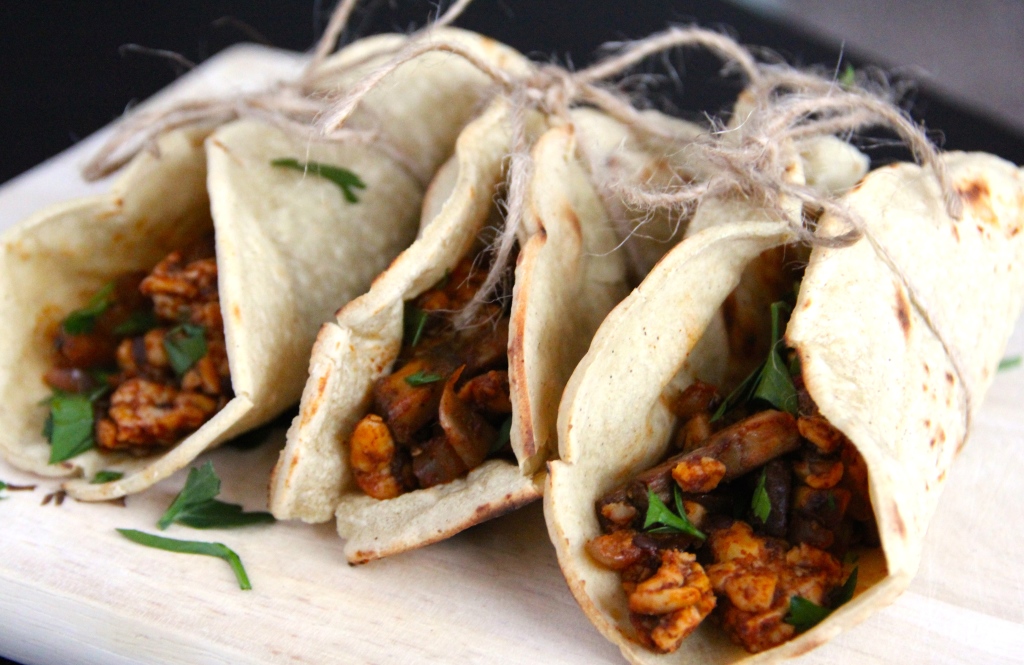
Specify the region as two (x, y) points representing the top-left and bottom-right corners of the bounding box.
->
(1, 0), (1022, 187)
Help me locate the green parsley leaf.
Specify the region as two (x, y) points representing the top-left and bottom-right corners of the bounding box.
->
(712, 301), (797, 421)
(271, 158), (366, 203)
(490, 416), (513, 454)
(834, 566), (858, 606)
(113, 310), (158, 336)
(163, 324), (207, 376)
(998, 356), (1021, 372)
(404, 307), (429, 348)
(785, 566), (858, 632)
(838, 64), (856, 88)
(751, 302), (799, 414)
(751, 467), (771, 522)
(47, 393), (97, 463)
(826, 491), (837, 512)
(405, 370), (443, 387)
(171, 501), (275, 529)
(116, 529), (252, 590)
(158, 462), (221, 529)
(785, 596), (831, 631)
(62, 282), (115, 334)
(158, 461), (274, 530)
(91, 470), (125, 484)
(643, 488), (706, 540)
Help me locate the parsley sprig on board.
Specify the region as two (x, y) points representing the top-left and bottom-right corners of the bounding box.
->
(158, 462), (274, 530)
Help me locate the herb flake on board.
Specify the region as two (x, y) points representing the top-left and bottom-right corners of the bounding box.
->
(158, 462), (274, 530)
(116, 529), (252, 590)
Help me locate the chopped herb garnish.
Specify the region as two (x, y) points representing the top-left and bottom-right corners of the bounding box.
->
(405, 370), (443, 387)
(47, 393), (97, 463)
(785, 567), (858, 632)
(163, 324), (207, 376)
(116, 529), (252, 590)
(751, 467), (771, 522)
(998, 356), (1021, 372)
(643, 488), (706, 540)
(834, 566), (858, 605)
(62, 282), (115, 334)
(490, 416), (513, 454)
(825, 491), (837, 512)
(785, 595), (831, 631)
(838, 63), (856, 88)
(404, 307), (429, 347)
(158, 461), (274, 530)
(92, 470), (125, 484)
(271, 158), (366, 203)
(113, 310), (158, 336)
(713, 301), (798, 421)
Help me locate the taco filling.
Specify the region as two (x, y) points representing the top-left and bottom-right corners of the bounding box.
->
(349, 250), (515, 499)
(43, 236), (230, 461)
(586, 302), (877, 654)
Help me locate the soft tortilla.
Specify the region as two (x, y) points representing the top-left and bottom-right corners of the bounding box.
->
(545, 151), (1024, 663)
(271, 95), (724, 562)
(0, 29), (521, 500)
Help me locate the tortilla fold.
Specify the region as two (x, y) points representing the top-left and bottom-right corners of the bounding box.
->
(0, 29), (521, 500)
(545, 151), (1024, 662)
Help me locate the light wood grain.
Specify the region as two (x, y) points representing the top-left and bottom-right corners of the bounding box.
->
(1, 44), (1022, 665)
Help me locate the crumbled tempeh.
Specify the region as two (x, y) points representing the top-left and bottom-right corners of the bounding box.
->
(96, 378), (219, 450)
(707, 522), (843, 653)
(628, 550), (716, 653)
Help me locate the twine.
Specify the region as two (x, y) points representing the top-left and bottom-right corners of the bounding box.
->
(82, 0), (475, 181)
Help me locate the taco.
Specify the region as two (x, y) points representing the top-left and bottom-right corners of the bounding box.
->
(0, 29), (525, 501)
(545, 150), (1024, 661)
(268, 87), (727, 562)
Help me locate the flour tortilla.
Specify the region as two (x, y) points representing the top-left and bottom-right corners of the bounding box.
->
(272, 93), (726, 562)
(545, 151), (1024, 663)
(0, 29), (521, 500)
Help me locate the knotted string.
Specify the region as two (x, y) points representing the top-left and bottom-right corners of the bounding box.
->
(82, 0), (475, 181)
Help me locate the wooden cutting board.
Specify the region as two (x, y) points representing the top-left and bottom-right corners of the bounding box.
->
(1, 45), (1022, 665)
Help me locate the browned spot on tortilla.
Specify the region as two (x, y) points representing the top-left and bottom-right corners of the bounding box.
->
(945, 371), (955, 385)
(929, 437), (937, 449)
(952, 225), (960, 242)
(890, 503), (907, 539)
(298, 371), (331, 429)
(957, 437), (967, 453)
(231, 304), (242, 323)
(894, 285), (911, 340)
(957, 178), (1002, 229)
(802, 297), (812, 309)
(507, 247), (536, 461)
(937, 428), (946, 444)
(922, 362), (930, 375)
(561, 204), (582, 241)
(923, 419), (931, 428)
(848, 178), (866, 194)
(957, 178), (989, 205)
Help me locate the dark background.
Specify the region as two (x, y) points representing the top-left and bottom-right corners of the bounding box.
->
(1, 0), (1022, 187)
